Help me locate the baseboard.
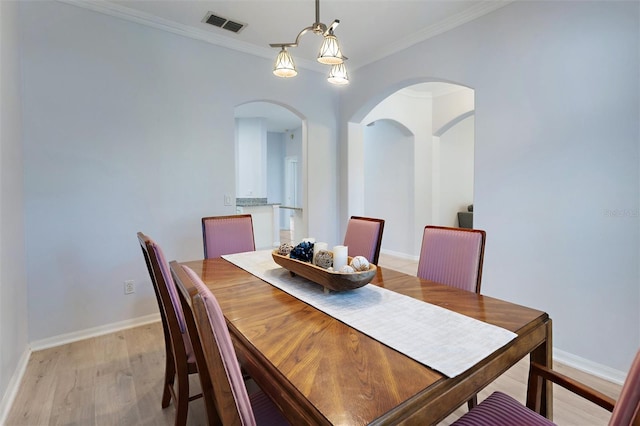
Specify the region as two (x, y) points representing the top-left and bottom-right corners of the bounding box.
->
(0, 347), (30, 425)
(30, 313), (160, 352)
(380, 248), (419, 261)
(554, 347), (627, 385)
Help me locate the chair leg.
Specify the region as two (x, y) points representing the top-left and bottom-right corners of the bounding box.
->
(467, 394), (478, 411)
(174, 365), (190, 426)
(162, 353), (176, 408)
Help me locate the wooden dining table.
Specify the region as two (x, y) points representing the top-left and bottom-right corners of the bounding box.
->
(170, 254), (552, 425)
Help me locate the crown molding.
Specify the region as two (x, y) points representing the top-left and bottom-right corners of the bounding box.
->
(57, 0), (326, 73)
(351, 1), (512, 69)
(58, 0), (511, 72)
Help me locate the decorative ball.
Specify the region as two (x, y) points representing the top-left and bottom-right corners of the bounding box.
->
(277, 243), (294, 256)
(314, 250), (333, 269)
(289, 241), (314, 262)
(350, 256), (370, 272)
(339, 265), (355, 273)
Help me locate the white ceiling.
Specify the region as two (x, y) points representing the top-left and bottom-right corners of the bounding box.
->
(77, 0), (509, 71)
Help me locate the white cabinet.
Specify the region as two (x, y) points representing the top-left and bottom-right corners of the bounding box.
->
(236, 204), (280, 249)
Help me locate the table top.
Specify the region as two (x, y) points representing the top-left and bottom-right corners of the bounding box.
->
(174, 257), (550, 425)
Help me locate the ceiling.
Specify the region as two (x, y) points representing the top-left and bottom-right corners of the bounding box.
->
(80, 0), (509, 71)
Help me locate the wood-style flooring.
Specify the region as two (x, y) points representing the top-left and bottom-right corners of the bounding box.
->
(6, 253), (622, 425)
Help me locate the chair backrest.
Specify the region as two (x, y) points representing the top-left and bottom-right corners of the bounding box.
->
(343, 216), (385, 264)
(182, 265), (257, 426)
(137, 232), (194, 360)
(417, 225), (486, 293)
(202, 214), (256, 259)
(609, 349), (640, 426)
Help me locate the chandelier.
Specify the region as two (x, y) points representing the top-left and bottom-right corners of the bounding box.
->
(269, 0), (349, 85)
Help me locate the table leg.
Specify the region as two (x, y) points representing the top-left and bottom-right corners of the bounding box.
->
(526, 318), (553, 420)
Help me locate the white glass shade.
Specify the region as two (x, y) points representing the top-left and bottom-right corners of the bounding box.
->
(317, 34), (344, 65)
(327, 63), (349, 85)
(273, 48), (297, 78)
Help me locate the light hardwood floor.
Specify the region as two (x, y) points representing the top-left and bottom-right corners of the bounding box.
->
(6, 253), (622, 425)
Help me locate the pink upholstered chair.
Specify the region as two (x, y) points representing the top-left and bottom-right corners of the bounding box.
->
(137, 232), (202, 426)
(417, 225), (486, 409)
(202, 214), (256, 259)
(417, 225), (486, 293)
(180, 264), (290, 425)
(343, 216), (385, 264)
(452, 349), (640, 426)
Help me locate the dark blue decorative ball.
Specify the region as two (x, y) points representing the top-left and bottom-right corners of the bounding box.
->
(289, 241), (314, 263)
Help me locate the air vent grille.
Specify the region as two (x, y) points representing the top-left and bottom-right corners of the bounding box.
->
(204, 12), (246, 33)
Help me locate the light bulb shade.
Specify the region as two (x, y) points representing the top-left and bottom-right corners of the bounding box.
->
(328, 63), (349, 85)
(317, 34), (344, 65)
(273, 48), (297, 78)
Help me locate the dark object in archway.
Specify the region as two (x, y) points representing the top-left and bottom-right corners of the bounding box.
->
(458, 204), (473, 229)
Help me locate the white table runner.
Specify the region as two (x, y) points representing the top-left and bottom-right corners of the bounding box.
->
(223, 250), (517, 378)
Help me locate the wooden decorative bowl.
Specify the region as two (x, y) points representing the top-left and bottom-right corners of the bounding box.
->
(271, 250), (377, 292)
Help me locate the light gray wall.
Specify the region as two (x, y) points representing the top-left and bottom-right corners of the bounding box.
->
(0, 0), (29, 416)
(19, 1), (339, 342)
(340, 1), (639, 372)
(364, 120), (415, 254)
(439, 116), (474, 227)
(267, 131), (285, 205)
(285, 128), (303, 209)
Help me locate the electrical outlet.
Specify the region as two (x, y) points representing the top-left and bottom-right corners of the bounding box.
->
(124, 280), (135, 295)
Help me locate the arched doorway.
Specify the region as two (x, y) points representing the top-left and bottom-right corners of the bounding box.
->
(348, 81), (475, 257)
(234, 101), (306, 247)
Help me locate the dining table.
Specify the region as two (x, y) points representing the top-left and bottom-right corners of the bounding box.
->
(170, 250), (552, 425)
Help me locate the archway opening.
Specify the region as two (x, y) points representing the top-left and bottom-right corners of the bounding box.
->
(234, 101), (305, 248)
(349, 81), (475, 258)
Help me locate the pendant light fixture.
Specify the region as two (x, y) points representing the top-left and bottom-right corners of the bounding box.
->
(270, 0), (349, 85)
(327, 63), (349, 85)
(273, 47), (297, 78)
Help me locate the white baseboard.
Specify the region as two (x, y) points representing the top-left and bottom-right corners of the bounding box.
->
(554, 347), (627, 385)
(30, 313), (160, 351)
(0, 347), (30, 426)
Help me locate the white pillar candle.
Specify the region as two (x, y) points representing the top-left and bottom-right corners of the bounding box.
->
(333, 245), (348, 271)
(314, 242), (328, 263)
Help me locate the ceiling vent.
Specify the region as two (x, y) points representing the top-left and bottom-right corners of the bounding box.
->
(203, 12), (246, 34)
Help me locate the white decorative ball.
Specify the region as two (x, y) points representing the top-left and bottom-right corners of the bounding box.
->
(350, 255), (370, 272)
(338, 265), (355, 273)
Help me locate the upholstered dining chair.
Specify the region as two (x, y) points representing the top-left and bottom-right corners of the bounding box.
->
(452, 349), (640, 426)
(417, 225), (486, 409)
(343, 216), (385, 264)
(202, 214), (256, 259)
(180, 264), (290, 425)
(417, 225), (486, 293)
(137, 232), (203, 426)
